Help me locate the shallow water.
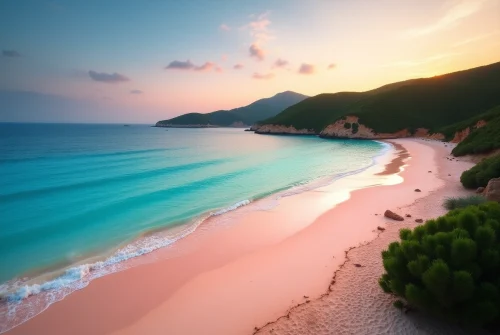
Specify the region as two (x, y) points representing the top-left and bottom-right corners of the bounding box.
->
(0, 123), (386, 286)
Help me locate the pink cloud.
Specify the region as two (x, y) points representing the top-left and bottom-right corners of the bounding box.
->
(194, 62), (215, 72)
(298, 63), (315, 75)
(252, 72), (274, 80)
(327, 63), (337, 70)
(219, 24), (231, 31)
(233, 63), (244, 70)
(221, 54), (228, 62)
(247, 12), (273, 43)
(274, 58), (288, 68)
(215, 66), (223, 73)
(249, 43), (265, 61)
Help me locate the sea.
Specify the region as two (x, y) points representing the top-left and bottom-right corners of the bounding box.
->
(0, 123), (389, 331)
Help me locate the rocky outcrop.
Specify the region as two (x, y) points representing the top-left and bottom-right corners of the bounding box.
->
(254, 124), (316, 135)
(253, 116), (486, 141)
(485, 178), (500, 202)
(318, 116), (444, 140)
(384, 210), (404, 221)
(450, 120), (487, 143)
(413, 128), (445, 140)
(319, 116), (411, 139)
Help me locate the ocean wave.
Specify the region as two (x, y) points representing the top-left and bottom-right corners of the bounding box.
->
(0, 197), (253, 333)
(0, 147), (187, 165)
(0, 157), (231, 202)
(0, 141), (395, 333)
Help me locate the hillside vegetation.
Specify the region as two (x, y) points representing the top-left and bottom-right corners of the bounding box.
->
(261, 92), (364, 132)
(451, 105), (500, 156)
(156, 91), (308, 127)
(437, 105), (500, 141)
(258, 61), (500, 134)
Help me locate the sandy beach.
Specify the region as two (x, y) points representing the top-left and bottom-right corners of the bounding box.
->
(5, 138), (476, 335)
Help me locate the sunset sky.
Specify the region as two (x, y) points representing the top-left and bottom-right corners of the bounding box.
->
(1, 0), (499, 123)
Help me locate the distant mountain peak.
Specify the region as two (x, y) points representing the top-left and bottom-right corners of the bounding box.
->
(156, 91), (309, 127)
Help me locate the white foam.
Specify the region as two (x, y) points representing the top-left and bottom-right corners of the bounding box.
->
(0, 142), (394, 333)
(0, 198), (255, 333)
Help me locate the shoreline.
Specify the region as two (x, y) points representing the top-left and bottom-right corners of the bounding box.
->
(0, 140), (394, 334)
(255, 139), (478, 335)
(3, 138), (474, 335)
(0, 140), (389, 294)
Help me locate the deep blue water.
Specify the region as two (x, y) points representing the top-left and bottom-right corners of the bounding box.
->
(0, 123), (386, 284)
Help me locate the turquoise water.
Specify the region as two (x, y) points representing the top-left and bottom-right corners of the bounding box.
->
(0, 123), (386, 286)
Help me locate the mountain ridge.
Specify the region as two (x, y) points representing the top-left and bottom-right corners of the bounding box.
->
(155, 91), (308, 127)
(253, 61), (500, 139)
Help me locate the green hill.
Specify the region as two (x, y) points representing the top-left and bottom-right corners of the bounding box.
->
(156, 91), (308, 127)
(451, 105), (500, 156)
(257, 61), (500, 135)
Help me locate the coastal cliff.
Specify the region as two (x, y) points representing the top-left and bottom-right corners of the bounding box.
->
(319, 116), (446, 140)
(450, 119), (487, 143)
(252, 115), (493, 143)
(319, 116), (412, 139)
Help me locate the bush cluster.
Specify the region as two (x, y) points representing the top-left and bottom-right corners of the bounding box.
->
(352, 123), (359, 134)
(460, 155), (500, 189)
(379, 202), (500, 328)
(444, 195), (487, 210)
(344, 122), (351, 129)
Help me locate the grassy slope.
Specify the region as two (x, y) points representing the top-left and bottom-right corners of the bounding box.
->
(452, 105), (500, 156)
(260, 61), (500, 134)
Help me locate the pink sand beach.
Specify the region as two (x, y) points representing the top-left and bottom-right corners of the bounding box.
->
(5, 138), (476, 335)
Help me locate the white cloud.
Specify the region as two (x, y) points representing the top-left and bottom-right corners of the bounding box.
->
(407, 0), (485, 37)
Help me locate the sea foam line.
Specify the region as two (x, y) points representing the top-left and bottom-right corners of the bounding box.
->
(0, 198), (252, 333)
(0, 141), (395, 333)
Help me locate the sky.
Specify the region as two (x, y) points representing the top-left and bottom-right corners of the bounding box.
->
(1, 0), (499, 123)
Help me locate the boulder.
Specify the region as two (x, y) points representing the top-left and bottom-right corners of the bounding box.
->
(405, 214), (412, 218)
(485, 178), (500, 202)
(377, 226), (386, 231)
(415, 219), (423, 223)
(476, 187), (485, 194)
(384, 210), (404, 221)
(414, 189), (421, 192)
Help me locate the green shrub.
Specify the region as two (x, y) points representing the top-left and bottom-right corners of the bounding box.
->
(344, 122), (352, 129)
(352, 123), (359, 134)
(379, 202), (500, 329)
(444, 195), (487, 210)
(460, 155), (500, 189)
